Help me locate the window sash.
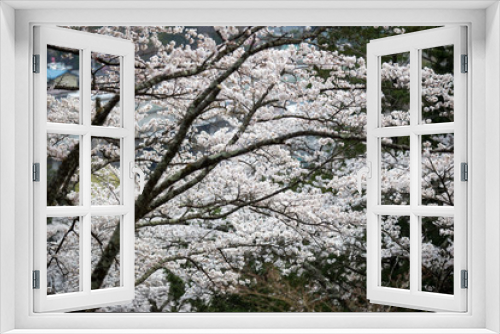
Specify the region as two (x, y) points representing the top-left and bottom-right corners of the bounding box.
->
(32, 26), (136, 313)
(366, 26), (468, 312)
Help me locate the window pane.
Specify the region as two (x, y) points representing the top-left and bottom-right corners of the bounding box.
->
(91, 137), (121, 206)
(421, 216), (454, 295)
(91, 216), (121, 290)
(421, 45), (454, 124)
(47, 133), (80, 206)
(91, 52), (121, 127)
(381, 215), (410, 289)
(381, 136), (410, 205)
(47, 45), (80, 124)
(47, 217), (80, 294)
(422, 134), (454, 206)
(380, 52), (410, 127)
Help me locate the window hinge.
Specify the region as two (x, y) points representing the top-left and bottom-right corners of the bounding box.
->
(461, 162), (468, 181)
(33, 54), (40, 73)
(33, 270), (40, 289)
(461, 270), (468, 289)
(33, 163), (40, 182)
(461, 54), (468, 73)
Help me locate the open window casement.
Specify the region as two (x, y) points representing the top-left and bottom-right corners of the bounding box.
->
(33, 26), (137, 312)
(366, 26), (467, 312)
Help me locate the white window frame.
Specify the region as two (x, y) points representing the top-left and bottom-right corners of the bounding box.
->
(1, 1), (499, 333)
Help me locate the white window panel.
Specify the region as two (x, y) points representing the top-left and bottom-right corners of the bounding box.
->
(33, 26), (136, 312)
(366, 26), (467, 312)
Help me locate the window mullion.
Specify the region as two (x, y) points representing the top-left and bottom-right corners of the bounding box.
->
(373, 123), (454, 138)
(82, 213), (91, 293)
(82, 47), (91, 213)
(409, 47), (420, 293)
(78, 48), (84, 292)
(372, 126), (411, 137)
(46, 207), (89, 217)
(82, 47), (92, 293)
(373, 205), (454, 216)
(88, 206), (129, 215)
(89, 126), (129, 138)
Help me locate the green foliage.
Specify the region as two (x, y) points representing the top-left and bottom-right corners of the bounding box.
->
(166, 269), (186, 301)
(318, 26), (439, 58)
(149, 270), (186, 312)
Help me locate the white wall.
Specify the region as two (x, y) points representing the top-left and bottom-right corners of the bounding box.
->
(0, 2), (16, 333)
(486, 2), (500, 333)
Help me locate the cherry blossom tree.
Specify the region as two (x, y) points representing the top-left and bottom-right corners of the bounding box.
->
(46, 26), (455, 312)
